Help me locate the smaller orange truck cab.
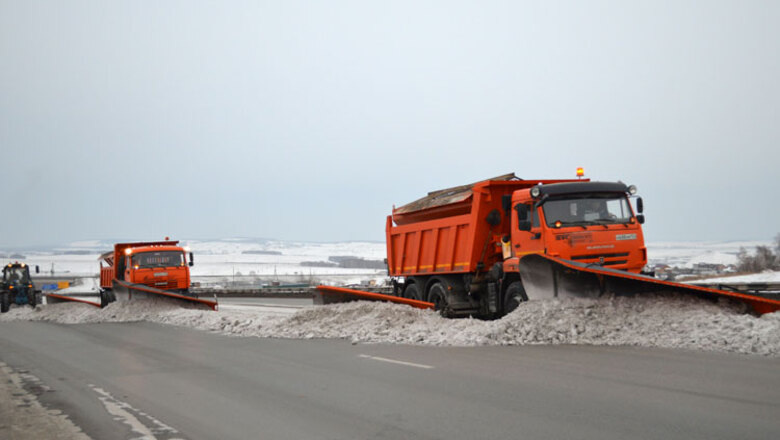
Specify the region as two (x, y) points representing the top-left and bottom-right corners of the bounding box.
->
(100, 240), (194, 295)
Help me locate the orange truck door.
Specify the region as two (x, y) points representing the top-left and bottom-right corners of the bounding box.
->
(512, 202), (545, 258)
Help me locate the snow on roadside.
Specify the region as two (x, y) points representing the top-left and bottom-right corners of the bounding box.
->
(1, 295), (778, 357)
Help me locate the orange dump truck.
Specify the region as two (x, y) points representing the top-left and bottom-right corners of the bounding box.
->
(97, 240), (217, 309)
(378, 172), (780, 318)
(46, 240), (218, 310)
(101, 240), (219, 310)
(100, 240), (194, 297)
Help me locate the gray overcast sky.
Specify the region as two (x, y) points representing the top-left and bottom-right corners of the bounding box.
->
(1, 1), (778, 247)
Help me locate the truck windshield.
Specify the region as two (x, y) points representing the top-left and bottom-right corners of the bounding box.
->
(3, 267), (29, 282)
(131, 251), (185, 269)
(542, 195), (633, 227)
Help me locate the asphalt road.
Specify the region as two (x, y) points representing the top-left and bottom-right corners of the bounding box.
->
(1, 320), (778, 440)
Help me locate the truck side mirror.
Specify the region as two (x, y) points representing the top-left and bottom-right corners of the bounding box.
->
(35, 265), (40, 274)
(189, 252), (194, 267)
(636, 197), (644, 214)
(502, 195), (512, 214)
(637, 214), (645, 224)
(515, 204), (532, 231)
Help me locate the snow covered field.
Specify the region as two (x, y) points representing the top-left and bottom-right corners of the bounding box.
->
(0, 239), (388, 285)
(1, 238), (772, 280)
(645, 240), (771, 268)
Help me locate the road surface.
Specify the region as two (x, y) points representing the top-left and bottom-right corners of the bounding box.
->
(1, 320), (778, 440)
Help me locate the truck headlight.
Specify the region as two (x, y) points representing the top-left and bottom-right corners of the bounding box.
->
(530, 186), (541, 198)
(628, 185), (637, 195)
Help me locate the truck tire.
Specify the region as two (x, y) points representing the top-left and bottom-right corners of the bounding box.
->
(427, 282), (451, 317)
(1, 292), (10, 313)
(504, 281), (528, 316)
(403, 283), (422, 301)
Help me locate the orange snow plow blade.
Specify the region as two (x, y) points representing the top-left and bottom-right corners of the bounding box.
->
(314, 285), (434, 310)
(113, 279), (218, 311)
(518, 254), (780, 316)
(45, 293), (104, 308)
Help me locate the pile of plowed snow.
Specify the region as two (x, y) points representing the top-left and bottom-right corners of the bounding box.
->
(2, 294), (779, 356)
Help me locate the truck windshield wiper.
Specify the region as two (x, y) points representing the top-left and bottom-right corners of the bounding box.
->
(556, 221), (588, 230)
(589, 218), (616, 229)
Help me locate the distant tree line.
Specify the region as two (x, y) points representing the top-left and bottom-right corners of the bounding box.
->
(736, 233), (780, 272)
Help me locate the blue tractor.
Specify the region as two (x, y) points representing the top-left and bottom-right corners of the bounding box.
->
(1, 262), (41, 313)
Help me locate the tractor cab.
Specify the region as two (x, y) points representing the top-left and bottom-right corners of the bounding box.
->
(3, 263), (32, 285)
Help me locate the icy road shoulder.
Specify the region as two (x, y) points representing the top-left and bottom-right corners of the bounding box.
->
(1, 295), (779, 357)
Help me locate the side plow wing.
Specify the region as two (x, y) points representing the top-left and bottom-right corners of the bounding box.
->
(518, 254), (780, 316)
(113, 280), (218, 311)
(45, 293), (104, 308)
(314, 285), (434, 310)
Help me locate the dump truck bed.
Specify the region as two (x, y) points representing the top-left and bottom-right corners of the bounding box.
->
(386, 176), (581, 277)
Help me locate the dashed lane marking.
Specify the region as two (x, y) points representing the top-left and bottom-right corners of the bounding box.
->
(358, 354), (434, 370)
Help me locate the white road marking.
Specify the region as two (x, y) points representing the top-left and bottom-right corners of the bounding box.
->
(89, 384), (182, 440)
(358, 354), (434, 369)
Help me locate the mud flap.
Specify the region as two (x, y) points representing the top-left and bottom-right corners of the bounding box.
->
(518, 254), (780, 315)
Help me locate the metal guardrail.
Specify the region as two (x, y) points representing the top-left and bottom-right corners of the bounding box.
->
(691, 282), (780, 298)
(691, 281), (780, 291)
(192, 286), (393, 297)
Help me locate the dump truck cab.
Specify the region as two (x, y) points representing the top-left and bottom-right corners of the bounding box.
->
(122, 245), (192, 291)
(508, 181), (647, 274)
(100, 241), (194, 294)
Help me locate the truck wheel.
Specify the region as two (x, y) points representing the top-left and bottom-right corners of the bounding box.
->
(427, 283), (450, 316)
(504, 282), (528, 315)
(1, 292), (10, 313)
(403, 284), (422, 301)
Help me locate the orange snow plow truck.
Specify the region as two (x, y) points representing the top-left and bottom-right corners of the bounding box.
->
(47, 240), (217, 310)
(318, 172), (780, 317)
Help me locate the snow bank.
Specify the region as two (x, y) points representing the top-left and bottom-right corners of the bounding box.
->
(2, 294), (779, 357)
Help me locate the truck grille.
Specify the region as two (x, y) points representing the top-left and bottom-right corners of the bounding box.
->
(571, 252), (629, 266)
(146, 280), (182, 289)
